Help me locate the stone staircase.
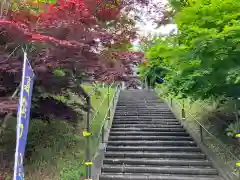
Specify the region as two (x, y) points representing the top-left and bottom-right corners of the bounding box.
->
(99, 90), (223, 180)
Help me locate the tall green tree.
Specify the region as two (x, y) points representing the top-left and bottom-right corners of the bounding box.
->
(142, 0), (240, 100)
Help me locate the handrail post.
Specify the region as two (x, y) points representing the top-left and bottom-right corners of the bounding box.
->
(144, 77), (147, 89)
(101, 125), (104, 143)
(181, 99), (186, 121)
(108, 85), (110, 120)
(84, 96), (91, 179)
(112, 86), (115, 107)
(200, 125), (203, 143)
(170, 97), (173, 107)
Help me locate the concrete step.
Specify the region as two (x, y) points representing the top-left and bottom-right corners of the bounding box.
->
(99, 174), (222, 180)
(109, 135), (193, 141)
(114, 113), (175, 116)
(117, 107), (170, 109)
(115, 108), (170, 110)
(115, 114), (173, 116)
(113, 117), (178, 121)
(111, 124), (182, 128)
(116, 105), (167, 107)
(103, 158), (212, 167)
(107, 140), (196, 146)
(106, 146), (201, 152)
(110, 127), (186, 132)
(115, 107), (169, 109)
(114, 114), (175, 116)
(117, 102), (162, 104)
(104, 152), (206, 159)
(114, 115), (176, 119)
(115, 110), (170, 112)
(114, 113), (174, 116)
(112, 121), (180, 125)
(101, 165), (218, 175)
(109, 131), (188, 136)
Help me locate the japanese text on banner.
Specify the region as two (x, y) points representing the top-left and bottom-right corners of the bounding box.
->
(13, 53), (35, 180)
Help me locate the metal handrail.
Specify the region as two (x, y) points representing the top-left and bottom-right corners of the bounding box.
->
(159, 91), (240, 179)
(192, 100), (230, 126)
(156, 90), (239, 159)
(92, 83), (120, 156)
(173, 98), (239, 161)
(90, 82), (115, 128)
(86, 82), (98, 96)
(82, 82), (120, 180)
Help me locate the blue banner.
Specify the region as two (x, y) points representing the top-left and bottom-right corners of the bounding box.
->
(13, 52), (35, 180)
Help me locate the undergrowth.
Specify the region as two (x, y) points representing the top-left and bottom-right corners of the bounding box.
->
(157, 88), (240, 179)
(0, 84), (114, 180)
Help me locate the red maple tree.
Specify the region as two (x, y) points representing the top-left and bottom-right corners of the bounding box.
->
(0, 0), (169, 119)
(0, 0), (146, 118)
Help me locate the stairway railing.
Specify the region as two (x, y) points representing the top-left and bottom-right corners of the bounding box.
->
(156, 90), (240, 180)
(81, 82), (121, 180)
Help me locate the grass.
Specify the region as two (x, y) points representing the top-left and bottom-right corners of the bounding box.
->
(0, 84), (115, 180)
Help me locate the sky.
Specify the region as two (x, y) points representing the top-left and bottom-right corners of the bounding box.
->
(135, 0), (177, 35)
(132, 0), (177, 47)
(136, 22), (177, 36)
(130, 0), (177, 50)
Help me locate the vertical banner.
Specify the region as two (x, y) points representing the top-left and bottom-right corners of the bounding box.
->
(13, 52), (35, 180)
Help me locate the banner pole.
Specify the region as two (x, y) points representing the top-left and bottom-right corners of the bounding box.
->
(13, 52), (35, 180)
(13, 53), (27, 180)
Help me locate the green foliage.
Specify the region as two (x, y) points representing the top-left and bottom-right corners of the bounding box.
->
(169, 0), (197, 11)
(142, 0), (240, 100)
(226, 121), (240, 137)
(138, 64), (168, 86)
(53, 69), (66, 77)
